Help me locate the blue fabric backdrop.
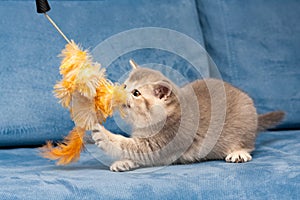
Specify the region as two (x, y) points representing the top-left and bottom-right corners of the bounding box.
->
(197, 0), (300, 129)
(0, 0), (205, 146)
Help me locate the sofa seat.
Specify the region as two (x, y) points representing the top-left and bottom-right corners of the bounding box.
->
(1, 130), (299, 199)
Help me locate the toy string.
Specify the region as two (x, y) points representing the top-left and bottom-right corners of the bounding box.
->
(44, 13), (71, 44)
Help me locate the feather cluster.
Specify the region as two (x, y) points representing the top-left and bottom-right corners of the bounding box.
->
(40, 41), (127, 165)
(40, 127), (85, 165)
(53, 41), (105, 108)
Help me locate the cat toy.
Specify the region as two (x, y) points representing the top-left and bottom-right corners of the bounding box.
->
(36, 0), (127, 165)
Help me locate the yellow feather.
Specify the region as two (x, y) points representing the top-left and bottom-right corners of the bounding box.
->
(59, 41), (89, 76)
(43, 41), (127, 165)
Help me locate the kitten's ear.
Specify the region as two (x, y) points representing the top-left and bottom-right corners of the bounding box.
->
(153, 81), (172, 99)
(129, 59), (139, 69)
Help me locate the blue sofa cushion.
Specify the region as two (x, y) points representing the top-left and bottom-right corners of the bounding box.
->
(1, 130), (299, 199)
(197, 0), (300, 129)
(0, 0), (206, 146)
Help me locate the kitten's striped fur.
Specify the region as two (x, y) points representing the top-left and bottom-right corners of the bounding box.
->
(92, 66), (284, 172)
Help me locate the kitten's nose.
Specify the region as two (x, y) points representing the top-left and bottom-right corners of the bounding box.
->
(122, 103), (130, 108)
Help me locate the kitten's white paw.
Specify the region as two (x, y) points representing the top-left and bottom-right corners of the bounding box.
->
(110, 159), (140, 172)
(92, 124), (108, 150)
(225, 150), (252, 163)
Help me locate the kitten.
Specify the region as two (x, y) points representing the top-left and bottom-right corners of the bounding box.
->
(92, 61), (284, 172)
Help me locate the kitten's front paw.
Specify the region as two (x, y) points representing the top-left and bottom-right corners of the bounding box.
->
(92, 124), (108, 150)
(110, 159), (140, 172)
(225, 150), (252, 163)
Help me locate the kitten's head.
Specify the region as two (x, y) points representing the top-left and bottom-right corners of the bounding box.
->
(123, 62), (179, 130)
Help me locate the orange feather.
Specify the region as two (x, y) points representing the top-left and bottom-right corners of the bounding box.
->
(40, 127), (85, 165)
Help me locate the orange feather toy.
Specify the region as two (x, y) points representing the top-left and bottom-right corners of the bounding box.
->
(36, 1), (127, 165)
(40, 41), (127, 165)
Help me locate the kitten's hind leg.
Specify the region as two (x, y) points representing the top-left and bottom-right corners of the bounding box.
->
(110, 159), (140, 172)
(225, 150), (252, 163)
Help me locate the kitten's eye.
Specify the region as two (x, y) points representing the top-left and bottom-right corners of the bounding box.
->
(123, 84), (127, 89)
(132, 89), (141, 97)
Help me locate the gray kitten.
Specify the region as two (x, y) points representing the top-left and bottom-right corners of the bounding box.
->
(92, 61), (284, 172)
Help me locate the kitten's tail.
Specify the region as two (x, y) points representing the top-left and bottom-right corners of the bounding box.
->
(257, 111), (285, 132)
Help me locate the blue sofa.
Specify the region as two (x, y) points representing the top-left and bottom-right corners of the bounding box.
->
(1, 0), (299, 199)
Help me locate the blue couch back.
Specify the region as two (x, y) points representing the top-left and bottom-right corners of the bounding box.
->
(0, 0), (205, 146)
(197, 0), (300, 129)
(1, 0), (299, 147)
